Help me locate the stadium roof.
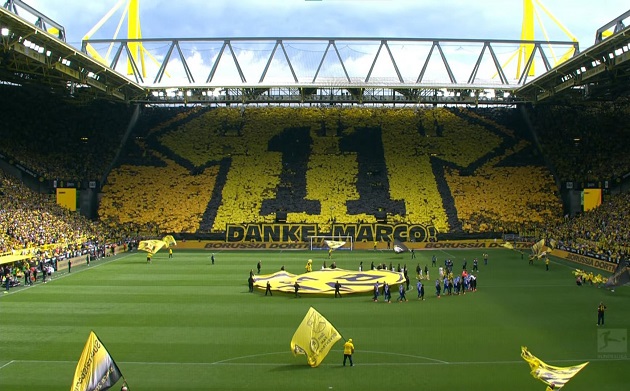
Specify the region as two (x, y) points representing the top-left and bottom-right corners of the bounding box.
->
(1, 2), (629, 105)
(516, 9), (630, 103)
(0, 4), (146, 101)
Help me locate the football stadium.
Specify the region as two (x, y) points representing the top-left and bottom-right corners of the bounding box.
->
(0, 1), (629, 390)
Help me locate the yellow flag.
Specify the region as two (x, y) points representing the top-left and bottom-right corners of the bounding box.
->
(501, 242), (514, 250)
(162, 235), (177, 248)
(137, 240), (166, 255)
(521, 346), (588, 389)
(290, 307), (341, 367)
(70, 331), (123, 391)
(531, 239), (547, 259)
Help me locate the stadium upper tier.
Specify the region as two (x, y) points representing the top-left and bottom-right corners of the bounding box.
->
(98, 106), (564, 234)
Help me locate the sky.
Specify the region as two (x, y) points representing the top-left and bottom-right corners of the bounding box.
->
(16, 0), (630, 87)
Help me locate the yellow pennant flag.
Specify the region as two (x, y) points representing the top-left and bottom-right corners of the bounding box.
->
(521, 346), (588, 389)
(70, 331), (124, 391)
(290, 307), (341, 367)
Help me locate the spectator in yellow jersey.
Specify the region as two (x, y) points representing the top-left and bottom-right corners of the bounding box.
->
(343, 338), (354, 366)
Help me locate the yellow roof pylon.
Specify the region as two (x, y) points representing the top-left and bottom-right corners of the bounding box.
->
(83, 0), (167, 79)
(516, 0), (578, 78)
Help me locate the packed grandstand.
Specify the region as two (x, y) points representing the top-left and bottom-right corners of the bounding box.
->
(1, 82), (629, 272)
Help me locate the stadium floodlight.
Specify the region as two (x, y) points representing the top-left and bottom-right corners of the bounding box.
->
(45, 50), (51, 57)
(1, 28), (9, 36)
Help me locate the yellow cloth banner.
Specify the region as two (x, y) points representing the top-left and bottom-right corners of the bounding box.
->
(254, 268), (405, 295)
(531, 239), (547, 259)
(324, 240), (346, 250)
(291, 307), (341, 367)
(162, 235), (177, 248)
(70, 331), (123, 391)
(521, 346), (588, 389)
(137, 240), (166, 255)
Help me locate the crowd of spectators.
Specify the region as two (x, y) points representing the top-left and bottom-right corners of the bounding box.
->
(99, 106), (563, 235)
(528, 99), (630, 183)
(542, 191), (630, 262)
(0, 169), (134, 264)
(2, 87), (628, 262)
(0, 85), (133, 181)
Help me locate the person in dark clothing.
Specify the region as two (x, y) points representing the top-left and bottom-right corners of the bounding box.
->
(294, 281), (300, 298)
(334, 281), (342, 298)
(248, 274), (254, 293)
(68, 260), (72, 273)
(597, 302), (607, 326)
(257, 261), (262, 274)
(265, 281), (272, 296)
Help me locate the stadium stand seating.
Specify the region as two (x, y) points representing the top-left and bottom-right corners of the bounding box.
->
(98, 106), (563, 235)
(0, 85), (133, 181)
(527, 101), (630, 184)
(0, 85), (628, 260)
(0, 169), (109, 253)
(543, 191), (630, 262)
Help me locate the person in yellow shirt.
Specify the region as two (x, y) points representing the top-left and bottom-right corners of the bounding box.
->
(343, 338), (354, 366)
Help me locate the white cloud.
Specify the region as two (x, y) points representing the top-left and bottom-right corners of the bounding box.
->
(22, 0), (630, 87)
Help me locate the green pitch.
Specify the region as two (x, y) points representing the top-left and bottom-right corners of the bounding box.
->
(0, 248), (628, 391)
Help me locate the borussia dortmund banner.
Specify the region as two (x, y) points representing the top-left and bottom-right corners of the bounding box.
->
(521, 346), (588, 390)
(253, 268), (404, 295)
(290, 307), (341, 367)
(70, 331), (124, 391)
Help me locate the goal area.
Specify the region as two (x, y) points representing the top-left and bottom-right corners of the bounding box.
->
(308, 235), (354, 251)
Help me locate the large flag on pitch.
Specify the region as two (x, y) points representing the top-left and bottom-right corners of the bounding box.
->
(162, 235), (177, 248)
(290, 307), (342, 367)
(70, 331), (124, 391)
(531, 239), (546, 259)
(521, 346), (588, 389)
(393, 240), (409, 254)
(324, 240), (346, 250)
(604, 260), (630, 289)
(137, 239), (166, 255)
(501, 242), (515, 250)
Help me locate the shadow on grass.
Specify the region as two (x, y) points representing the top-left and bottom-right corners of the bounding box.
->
(271, 364), (326, 372)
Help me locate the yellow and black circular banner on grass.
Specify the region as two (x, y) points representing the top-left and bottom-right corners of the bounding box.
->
(253, 268), (404, 294)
